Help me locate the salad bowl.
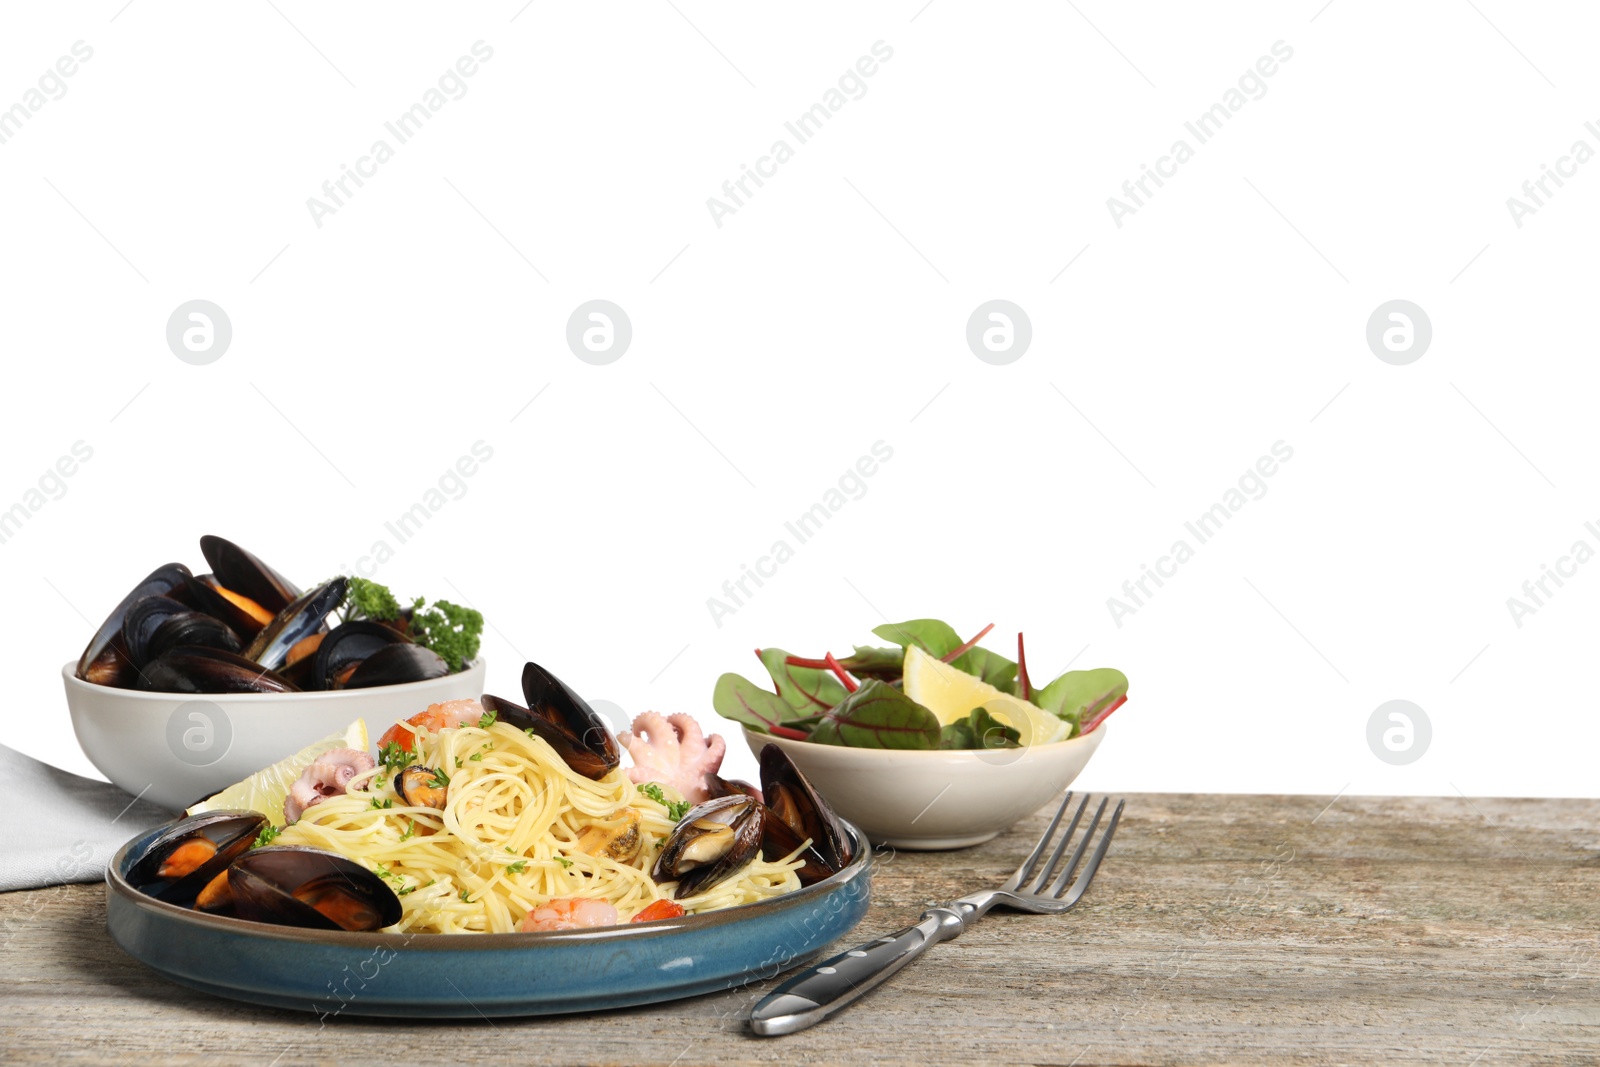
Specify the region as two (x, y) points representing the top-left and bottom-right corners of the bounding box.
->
(744, 725), (1106, 849)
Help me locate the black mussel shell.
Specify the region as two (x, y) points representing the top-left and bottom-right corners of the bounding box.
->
(199, 535), (302, 616)
(705, 775), (763, 802)
(140, 646), (299, 694)
(759, 744), (850, 883)
(507, 661), (620, 779)
(181, 572), (270, 640)
(126, 810), (267, 904)
(342, 643), (449, 690)
(242, 577), (347, 672)
(227, 846), (401, 931)
(652, 795), (765, 900)
(76, 563), (192, 686)
(122, 596), (241, 667)
(120, 596), (191, 668)
(149, 612), (242, 664)
(306, 620), (409, 691)
(479, 690), (617, 781)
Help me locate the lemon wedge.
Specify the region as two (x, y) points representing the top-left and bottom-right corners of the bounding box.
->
(902, 646), (1071, 746)
(187, 718), (369, 826)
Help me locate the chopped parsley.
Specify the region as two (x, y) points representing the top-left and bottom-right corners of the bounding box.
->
(454, 757), (463, 768)
(506, 860), (527, 874)
(399, 819), (416, 842)
(459, 889), (473, 903)
(427, 769), (451, 789)
(378, 741), (416, 771)
(253, 824), (281, 848)
(638, 783), (694, 822)
(478, 708), (498, 730)
(374, 863), (417, 897)
(469, 753), (483, 762)
(369, 797), (393, 810)
(556, 857), (573, 869)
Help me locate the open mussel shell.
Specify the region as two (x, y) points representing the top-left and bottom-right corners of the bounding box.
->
(140, 646), (300, 694)
(501, 661), (620, 779)
(480, 690), (617, 781)
(228, 846), (401, 931)
(242, 577), (347, 672)
(305, 620), (408, 690)
(199, 535), (302, 617)
(705, 776), (762, 802)
(76, 563), (192, 686)
(343, 643), (449, 690)
(652, 795), (765, 900)
(759, 743), (851, 884)
(181, 572), (270, 640)
(127, 810), (266, 905)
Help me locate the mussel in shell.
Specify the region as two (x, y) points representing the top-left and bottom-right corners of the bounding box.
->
(342, 643), (449, 689)
(306, 620), (409, 690)
(199, 535), (301, 617)
(226, 846), (401, 931)
(477, 662), (620, 780)
(652, 794), (765, 899)
(758, 743), (851, 885)
(242, 577), (348, 672)
(125, 810), (267, 904)
(393, 765), (449, 809)
(181, 571), (272, 640)
(139, 646), (299, 694)
(75, 563), (193, 686)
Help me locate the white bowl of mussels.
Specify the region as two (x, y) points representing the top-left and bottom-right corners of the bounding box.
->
(61, 535), (488, 810)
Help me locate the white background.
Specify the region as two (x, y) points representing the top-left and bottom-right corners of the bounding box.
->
(2, 2), (1595, 800)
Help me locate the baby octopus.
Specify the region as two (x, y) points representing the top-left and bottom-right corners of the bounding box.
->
(615, 713), (726, 805)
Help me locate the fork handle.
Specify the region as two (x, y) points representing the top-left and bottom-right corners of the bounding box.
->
(749, 906), (966, 1036)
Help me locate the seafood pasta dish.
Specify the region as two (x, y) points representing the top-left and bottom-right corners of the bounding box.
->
(126, 661), (853, 935)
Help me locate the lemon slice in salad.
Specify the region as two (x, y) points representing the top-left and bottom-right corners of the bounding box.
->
(187, 718), (369, 826)
(902, 646), (1071, 746)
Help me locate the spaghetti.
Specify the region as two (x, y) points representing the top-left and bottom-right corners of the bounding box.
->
(277, 717), (804, 934)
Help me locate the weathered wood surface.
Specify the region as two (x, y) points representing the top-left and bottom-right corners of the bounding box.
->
(2, 793), (1597, 1066)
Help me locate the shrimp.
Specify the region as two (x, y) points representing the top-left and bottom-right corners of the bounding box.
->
(518, 897), (619, 932)
(376, 698), (485, 752)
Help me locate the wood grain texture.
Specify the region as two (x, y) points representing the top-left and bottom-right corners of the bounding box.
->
(2, 793), (1597, 1066)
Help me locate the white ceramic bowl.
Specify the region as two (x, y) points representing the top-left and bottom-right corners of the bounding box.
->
(62, 659), (487, 810)
(744, 725), (1106, 850)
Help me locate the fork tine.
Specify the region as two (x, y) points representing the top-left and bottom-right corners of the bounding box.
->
(1002, 790), (1075, 891)
(1054, 797), (1124, 904)
(1045, 797), (1105, 896)
(1026, 794), (1090, 894)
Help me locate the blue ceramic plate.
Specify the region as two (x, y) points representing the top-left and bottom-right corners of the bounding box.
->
(106, 821), (871, 1018)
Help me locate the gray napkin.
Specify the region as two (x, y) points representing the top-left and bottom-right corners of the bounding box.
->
(0, 743), (175, 892)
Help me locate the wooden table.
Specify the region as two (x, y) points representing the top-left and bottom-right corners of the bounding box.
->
(3, 793), (1597, 1065)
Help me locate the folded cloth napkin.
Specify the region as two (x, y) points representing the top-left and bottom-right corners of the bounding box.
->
(0, 743), (175, 892)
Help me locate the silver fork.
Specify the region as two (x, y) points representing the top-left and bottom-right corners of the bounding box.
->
(749, 792), (1125, 1036)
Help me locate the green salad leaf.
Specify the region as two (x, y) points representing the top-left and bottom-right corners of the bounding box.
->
(712, 672), (810, 735)
(809, 680), (941, 750)
(757, 647), (851, 714)
(939, 706), (1022, 750)
(710, 621), (1128, 750)
(1030, 668), (1129, 734)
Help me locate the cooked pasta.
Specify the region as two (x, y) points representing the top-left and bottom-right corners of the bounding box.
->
(276, 718), (804, 933)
